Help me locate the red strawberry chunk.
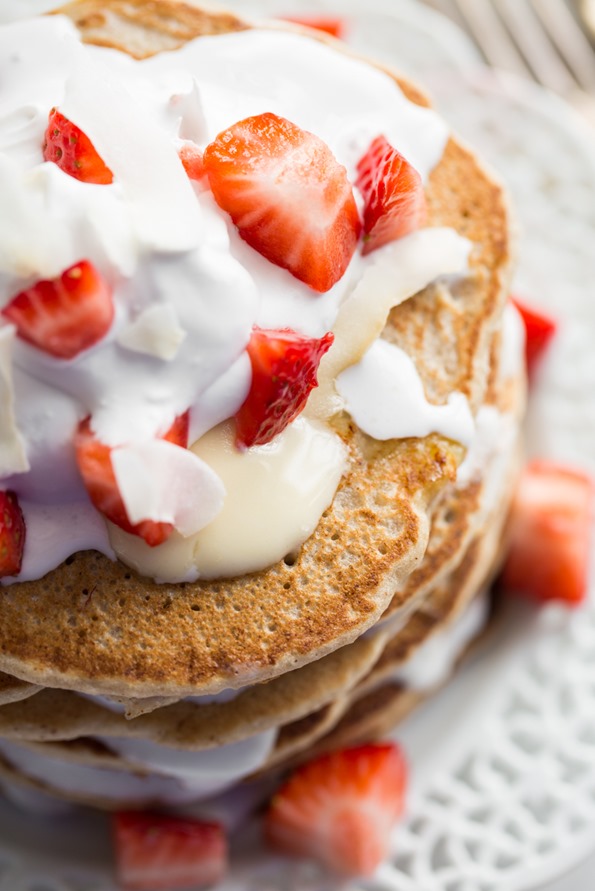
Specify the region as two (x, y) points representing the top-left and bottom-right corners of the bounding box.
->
(235, 327), (333, 448)
(501, 460), (594, 606)
(2, 261), (114, 360)
(43, 108), (113, 185)
(282, 15), (346, 38)
(356, 134), (426, 255)
(74, 412), (189, 547)
(113, 811), (227, 891)
(203, 112), (361, 292)
(511, 295), (557, 377)
(266, 742), (406, 877)
(178, 141), (206, 182)
(0, 491), (26, 578)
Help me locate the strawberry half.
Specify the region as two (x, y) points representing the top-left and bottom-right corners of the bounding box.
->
(203, 112), (361, 292)
(511, 295), (557, 377)
(356, 135), (426, 255)
(0, 491), (26, 578)
(266, 742), (407, 877)
(43, 108), (113, 185)
(501, 460), (594, 605)
(113, 811), (227, 891)
(74, 412), (189, 547)
(235, 327), (333, 448)
(2, 261), (114, 360)
(282, 15), (346, 38)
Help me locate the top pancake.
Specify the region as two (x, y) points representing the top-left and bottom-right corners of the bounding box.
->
(0, 0), (513, 697)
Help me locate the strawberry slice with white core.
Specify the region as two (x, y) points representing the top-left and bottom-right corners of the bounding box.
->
(2, 261), (114, 360)
(74, 412), (192, 547)
(235, 326), (333, 449)
(113, 811), (227, 891)
(43, 108), (114, 185)
(510, 295), (557, 377)
(356, 135), (427, 255)
(501, 460), (594, 605)
(266, 742), (407, 877)
(0, 491), (26, 578)
(203, 112), (361, 292)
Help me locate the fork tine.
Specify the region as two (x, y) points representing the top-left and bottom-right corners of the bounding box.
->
(532, 0), (595, 93)
(495, 0), (577, 93)
(453, 0), (534, 77)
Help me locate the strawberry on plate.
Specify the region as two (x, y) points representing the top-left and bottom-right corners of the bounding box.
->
(113, 811), (227, 891)
(74, 412), (189, 547)
(501, 460), (594, 606)
(0, 491), (26, 579)
(235, 326), (333, 449)
(2, 260), (114, 360)
(43, 108), (113, 185)
(281, 15), (346, 38)
(203, 112), (361, 292)
(511, 295), (557, 376)
(266, 742), (407, 877)
(356, 134), (426, 255)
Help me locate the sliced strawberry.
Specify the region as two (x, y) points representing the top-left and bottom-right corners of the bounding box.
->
(178, 141), (206, 182)
(0, 491), (26, 579)
(74, 411), (189, 547)
(266, 742), (406, 877)
(235, 327), (333, 448)
(511, 295), (557, 376)
(113, 811), (227, 891)
(356, 135), (426, 255)
(43, 108), (113, 185)
(203, 112), (361, 292)
(501, 460), (594, 605)
(2, 261), (114, 360)
(282, 15), (346, 38)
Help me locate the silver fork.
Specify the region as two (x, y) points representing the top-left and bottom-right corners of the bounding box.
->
(425, 0), (595, 123)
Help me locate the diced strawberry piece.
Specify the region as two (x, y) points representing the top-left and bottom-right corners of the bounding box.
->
(2, 261), (114, 360)
(235, 327), (333, 448)
(501, 460), (594, 605)
(511, 295), (557, 376)
(203, 112), (361, 292)
(113, 811), (227, 891)
(43, 108), (113, 185)
(74, 411), (189, 547)
(266, 742), (406, 877)
(0, 491), (26, 579)
(282, 15), (346, 38)
(178, 141), (206, 182)
(356, 135), (426, 255)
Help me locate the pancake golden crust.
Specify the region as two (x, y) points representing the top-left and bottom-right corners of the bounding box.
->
(0, 627), (388, 747)
(0, 0), (512, 698)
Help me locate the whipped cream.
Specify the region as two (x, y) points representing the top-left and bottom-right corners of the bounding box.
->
(336, 338), (475, 445)
(392, 591), (489, 690)
(0, 15), (466, 583)
(0, 726), (276, 805)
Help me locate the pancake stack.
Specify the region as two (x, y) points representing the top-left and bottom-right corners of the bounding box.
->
(0, 0), (523, 815)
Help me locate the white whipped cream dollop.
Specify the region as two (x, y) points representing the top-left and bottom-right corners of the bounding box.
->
(0, 15), (468, 584)
(337, 339), (475, 445)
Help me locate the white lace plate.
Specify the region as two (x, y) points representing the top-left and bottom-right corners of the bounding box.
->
(2, 1), (595, 889)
